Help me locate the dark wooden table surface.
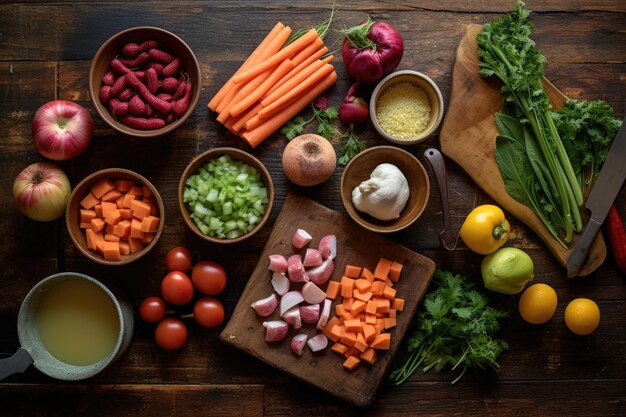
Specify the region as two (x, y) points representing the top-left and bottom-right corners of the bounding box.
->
(1, 1), (625, 416)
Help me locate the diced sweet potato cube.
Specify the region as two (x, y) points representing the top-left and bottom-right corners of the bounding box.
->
(370, 281), (386, 296)
(101, 189), (122, 202)
(101, 201), (117, 219)
(340, 331), (357, 347)
(389, 261), (403, 282)
(383, 317), (397, 329)
(91, 179), (115, 199)
(85, 229), (101, 250)
(115, 195), (125, 209)
(335, 304), (346, 316)
(359, 348), (377, 365)
(80, 209), (96, 224)
(115, 180), (135, 192)
(106, 224), (115, 234)
(94, 204), (103, 218)
(388, 309), (397, 319)
(322, 316), (340, 340)
(90, 218), (105, 232)
(95, 239), (105, 255)
(130, 219), (144, 239)
(353, 289), (373, 302)
(144, 198), (158, 216)
(142, 186), (153, 198)
(340, 310), (355, 323)
(113, 220), (131, 238)
(329, 324), (344, 342)
(142, 233), (155, 244)
(343, 297), (354, 310)
(140, 215), (160, 233)
(80, 222), (91, 229)
(350, 299), (367, 315)
(376, 298), (390, 313)
(102, 241), (121, 261)
(80, 192), (99, 209)
(104, 209), (122, 225)
(391, 298), (405, 312)
(354, 278), (371, 292)
(122, 193), (136, 208)
(354, 332), (368, 352)
(373, 257), (393, 281)
(118, 209), (133, 219)
(340, 276), (355, 298)
(128, 186), (143, 196)
(360, 267), (374, 282)
(131, 199), (151, 219)
(362, 323), (376, 343)
(344, 265), (362, 278)
(104, 233), (120, 242)
(382, 285), (397, 300)
(366, 300), (378, 315)
(344, 318), (362, 333)
(365, 313), (377, 325)
(370, 333), (391, 350)
(343, 347), (358, 359)
(343, 355), (361, 371)
(119, 241), (130, 256)
(331, 342), (349, 356)
(128, 237), (145, 253)
(325, 281), (341, 300)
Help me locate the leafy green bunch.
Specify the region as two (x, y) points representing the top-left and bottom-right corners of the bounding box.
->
(390, 270), (508, 385)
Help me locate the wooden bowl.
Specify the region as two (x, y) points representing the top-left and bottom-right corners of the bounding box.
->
(66, 168), (165, 265)
(89, 26), (201, 138)
(178, 148), (275, 244)
(340, 146), (430, 233)
(370, 70), (444, 145)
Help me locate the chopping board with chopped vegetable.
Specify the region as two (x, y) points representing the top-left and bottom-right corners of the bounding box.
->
(220, 193), (435, 407)
(439, 24), (606, 276)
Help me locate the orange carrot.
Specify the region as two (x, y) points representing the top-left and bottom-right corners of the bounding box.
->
(359, 348), (377, 365)
(260, 55), (333, 109)
(374, 257), (393, 280)
(342, 355), (361, 371)
(208, 22), (286, 111)
(290, 36), (324, 67)
(240, 70), (337, 147)
(344, 264), (362, 279)
(228, 58), (295, 118)
(80, 192), (99, 210)
(264, 46), (328, 97)
(91, 179), (115, 199)
(389, 261), (403, 282)
(214, 25), (292, 114)
(232, 28), (319, 85)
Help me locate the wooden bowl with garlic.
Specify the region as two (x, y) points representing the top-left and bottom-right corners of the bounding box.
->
(340, 146), (430, 233)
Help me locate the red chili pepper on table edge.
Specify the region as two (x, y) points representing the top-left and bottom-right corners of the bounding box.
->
(605, 204), (626, 275)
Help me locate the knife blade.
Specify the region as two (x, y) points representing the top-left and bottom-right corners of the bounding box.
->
(566, 116), (626, 277)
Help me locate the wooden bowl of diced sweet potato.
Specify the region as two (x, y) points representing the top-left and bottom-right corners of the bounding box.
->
(66, 168), (165, 265)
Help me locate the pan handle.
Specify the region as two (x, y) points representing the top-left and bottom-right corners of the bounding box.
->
(0, 348), (33, 381)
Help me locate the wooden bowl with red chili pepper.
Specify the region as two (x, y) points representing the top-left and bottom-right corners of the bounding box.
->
(88, 26), (201, 138)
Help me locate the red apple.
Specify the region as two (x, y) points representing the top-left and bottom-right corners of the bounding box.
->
(13, 162), (71, 222)
(32, 100), (93, 161)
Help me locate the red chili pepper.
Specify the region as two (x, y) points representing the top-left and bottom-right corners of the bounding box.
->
(606, 204), (626, 275)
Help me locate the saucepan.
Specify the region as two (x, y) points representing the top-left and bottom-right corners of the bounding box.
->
(0, 272), (134, 381)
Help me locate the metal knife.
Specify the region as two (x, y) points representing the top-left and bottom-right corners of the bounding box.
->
(566, 116), (626, 277)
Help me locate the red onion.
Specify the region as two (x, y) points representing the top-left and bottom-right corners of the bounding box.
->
(341, 19), (404, 84)
(339, 82), (369, 125)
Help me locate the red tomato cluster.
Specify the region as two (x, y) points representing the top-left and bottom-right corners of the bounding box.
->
(139, 246), (228, 350)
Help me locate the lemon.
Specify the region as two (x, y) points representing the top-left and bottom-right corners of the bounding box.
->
(564, 298), (600, 335)
(518, 283), (558, 324)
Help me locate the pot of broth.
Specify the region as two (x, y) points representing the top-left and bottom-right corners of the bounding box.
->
(0, 272), (134, 381)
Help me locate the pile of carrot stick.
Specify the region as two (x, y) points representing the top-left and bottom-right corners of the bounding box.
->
(208, 22), (337, 148)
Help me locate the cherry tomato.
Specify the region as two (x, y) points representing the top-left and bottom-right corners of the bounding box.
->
(139, 296), (167, 323)
(191, 261), (227, 295)
(161, 271), (194, 305)
(155, 318), (188, 350)
(193, 297), (225, 328)
(165, 246), (193, 272)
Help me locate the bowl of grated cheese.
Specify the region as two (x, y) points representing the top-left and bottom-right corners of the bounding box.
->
(370, 70), (444, 144)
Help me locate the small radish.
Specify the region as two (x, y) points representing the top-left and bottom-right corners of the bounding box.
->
(268, 254), (288, 273)
(162, 57), (182, 78)
(99, 85), (112, 104)
(161, 77), (180, 93)
(303, 248), (323, 268)
(119, 116), (166, 130)
(279, 290), (304, 316)
(292, 229), (312, 249)
(250, 294), (278, 317)
(118, 87), (134, 102)
(316, 299), (332, 330)
(172, 79), (187, 101)
(307, 333), (328, 352)
(271, 271), (290, 296)
(129, 95), (146, 116)
(263, 320), (289, 342)
(291, 334), (308, 356)
(145, 68), (159, 94)
(149, 48), (175, 64)
(173, 83), (192, 117)
(300, 304), (320, 324)
(109, 75), (127, 97)
(122, 42), (140, 58)
(149, 62), (164, 75)
(281, 306), (302, 329)
(287, 254), (307, 283)
(302, 282), (326, 304)
(306, 258), (334, 285)
(318, 235), (337, 260)
(102, 70), (116, 86)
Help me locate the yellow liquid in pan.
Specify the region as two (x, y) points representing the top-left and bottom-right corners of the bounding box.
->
(36, 279), (120, 366)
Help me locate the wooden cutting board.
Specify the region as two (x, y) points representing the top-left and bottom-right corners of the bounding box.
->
(220, 193), (436, 407)
(439, 24), (606, 276)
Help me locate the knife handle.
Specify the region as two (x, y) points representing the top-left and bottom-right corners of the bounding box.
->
(567, 218), (603, 278)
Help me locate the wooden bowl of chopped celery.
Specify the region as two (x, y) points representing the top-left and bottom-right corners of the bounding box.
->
(370, 70), (444, 144)
(178, 148), (274, 244)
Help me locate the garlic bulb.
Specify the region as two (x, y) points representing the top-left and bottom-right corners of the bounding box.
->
(352, 163), (410, 221)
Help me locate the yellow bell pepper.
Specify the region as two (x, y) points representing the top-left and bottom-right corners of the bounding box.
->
(460, 205), (510, 255)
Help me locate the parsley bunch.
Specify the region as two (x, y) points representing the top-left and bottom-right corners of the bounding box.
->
(390, 270), (508, 385)
(280, 104), (339, 140)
